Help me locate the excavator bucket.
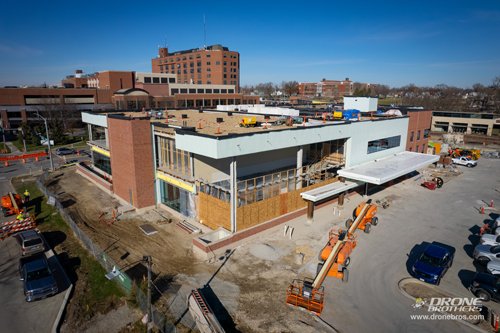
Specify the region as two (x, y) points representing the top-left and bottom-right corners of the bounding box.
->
(285, 279), (324, 315)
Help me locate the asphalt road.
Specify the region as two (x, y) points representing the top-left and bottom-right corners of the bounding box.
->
(321, 158), (500, 333)
(0, 161), (71, 333)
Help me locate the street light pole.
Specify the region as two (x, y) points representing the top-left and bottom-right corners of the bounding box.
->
(35, 112), (54, 171)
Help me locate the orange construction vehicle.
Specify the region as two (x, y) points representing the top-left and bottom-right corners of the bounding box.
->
(1, 192), (23, 217)
(317, 228), (356, 282)
(345, 200), (378, 234)
(286, 229), (355, 315)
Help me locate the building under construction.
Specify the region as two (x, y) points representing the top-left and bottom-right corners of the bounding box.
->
(80, 108), (438, 254)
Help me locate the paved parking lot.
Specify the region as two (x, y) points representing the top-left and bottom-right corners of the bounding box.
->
(0, 178), (69, 333)
(0, 236), (69, 333)
(322, 158), (500, 332)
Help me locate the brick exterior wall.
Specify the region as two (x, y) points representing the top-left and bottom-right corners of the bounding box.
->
(107, 116), (155, 208)
(152, 45), (240, 90)
(406, 110), (432, 153)
(96, 71), (135, 92)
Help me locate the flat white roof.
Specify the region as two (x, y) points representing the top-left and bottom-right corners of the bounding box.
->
(337, 151), (439, 185)
(301, 180), (362, 202)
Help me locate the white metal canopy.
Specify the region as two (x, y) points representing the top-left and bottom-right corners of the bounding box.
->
(300, 180), (361, 202)
(337, 151), (439, 185)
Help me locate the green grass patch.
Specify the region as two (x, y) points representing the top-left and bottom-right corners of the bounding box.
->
(12, 139), (44, 152)
(0, 142), (10, 153)
(378, 97), (403, 106)
(13, 138), (87, 153)
(12, 177), (125, 317)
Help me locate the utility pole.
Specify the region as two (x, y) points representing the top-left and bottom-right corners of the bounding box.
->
(143, 255), (152, 333)
(34, 112), (54, 171)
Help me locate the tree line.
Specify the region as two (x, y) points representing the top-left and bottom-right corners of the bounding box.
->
(241, 76), (500, 113)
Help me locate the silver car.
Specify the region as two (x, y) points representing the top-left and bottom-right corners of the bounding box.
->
(480, 234), (500, 247)
(487, 260), (500, 275)
(473, 244), (500, 264)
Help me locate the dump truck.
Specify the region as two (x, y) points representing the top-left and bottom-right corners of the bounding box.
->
(1, 192), (23, 217)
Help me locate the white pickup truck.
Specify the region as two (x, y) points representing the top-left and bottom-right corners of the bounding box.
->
(452, 156), (477, 167)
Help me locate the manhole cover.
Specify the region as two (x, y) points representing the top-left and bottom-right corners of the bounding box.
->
(139, 224), (158, 236)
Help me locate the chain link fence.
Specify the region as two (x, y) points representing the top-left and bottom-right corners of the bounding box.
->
(36, 173), (176, 333)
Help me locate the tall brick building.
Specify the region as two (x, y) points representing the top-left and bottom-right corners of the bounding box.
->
(151, 44), (240, 90)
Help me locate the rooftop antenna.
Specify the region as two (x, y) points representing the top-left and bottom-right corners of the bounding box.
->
(203, 14), (207, 49)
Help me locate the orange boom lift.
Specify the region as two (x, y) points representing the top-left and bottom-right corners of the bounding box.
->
(285, 201), (378, 315)
(1, 192), (23, 216)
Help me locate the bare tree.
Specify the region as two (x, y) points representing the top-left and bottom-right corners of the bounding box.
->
(281, 81), (299, 97)
(255, 82), (275, 98)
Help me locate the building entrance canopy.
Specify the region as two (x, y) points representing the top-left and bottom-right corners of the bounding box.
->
(300, 180), (361, 202)
(337, 151), (439, 185)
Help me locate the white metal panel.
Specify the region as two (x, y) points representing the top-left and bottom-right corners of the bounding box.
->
(81, 112), (108, 128)
(337, 151), (439, 185)
(175, 117), (408, 168)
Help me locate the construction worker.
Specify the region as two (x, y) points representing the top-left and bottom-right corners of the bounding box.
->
(23, 189), (30, 204)
(16, 211), (25, 222)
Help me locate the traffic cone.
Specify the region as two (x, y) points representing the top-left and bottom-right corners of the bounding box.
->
(4, 161), (8, 167)
(480, 206), (485, 214)
(491, 200), (494, 208)
(35, 156), (39, 162)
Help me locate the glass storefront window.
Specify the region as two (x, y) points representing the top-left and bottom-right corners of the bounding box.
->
(160, 181), (195, 218)
(93, 152), (111, 175)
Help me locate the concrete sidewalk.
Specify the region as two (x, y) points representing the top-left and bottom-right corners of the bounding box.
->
(5, 141), (21, 154)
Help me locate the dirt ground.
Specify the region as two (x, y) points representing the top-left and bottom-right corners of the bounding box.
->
(45, 168), (324, 333)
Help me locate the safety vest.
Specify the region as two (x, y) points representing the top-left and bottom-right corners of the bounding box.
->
(24, 190), (30, 197)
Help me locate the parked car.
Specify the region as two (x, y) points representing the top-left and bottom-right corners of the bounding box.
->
(19, 254), (58, 302)
(487, 260), (500, 275)
(78, 149), (91, 157)
(481, 234), (500, 246)
(470, 272), (500, 302)
(411, 244), (454, 285)
(55, 147), (75, 156)
(452, 156), (477, 167)
(15, 230), (44, 256)
(473, 244), (500, 264)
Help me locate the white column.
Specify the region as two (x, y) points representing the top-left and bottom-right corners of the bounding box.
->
(190, 153), (195, 178)
(230, 158), (237, 233)
(296, 146), (303, 189)
(88, 124), (93, 141)
(104, 128), (109, 148)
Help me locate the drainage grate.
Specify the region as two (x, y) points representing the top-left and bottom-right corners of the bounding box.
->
(139, 224), (158, 236)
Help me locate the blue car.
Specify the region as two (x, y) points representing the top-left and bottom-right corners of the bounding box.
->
(412, 244), (453, 285)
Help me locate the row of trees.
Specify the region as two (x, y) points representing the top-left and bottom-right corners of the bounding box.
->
(241, 76), (500, 113)
(241, 81), (299, 98)
(18, 105), (82, 147)
(390, 77), (500, 112)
